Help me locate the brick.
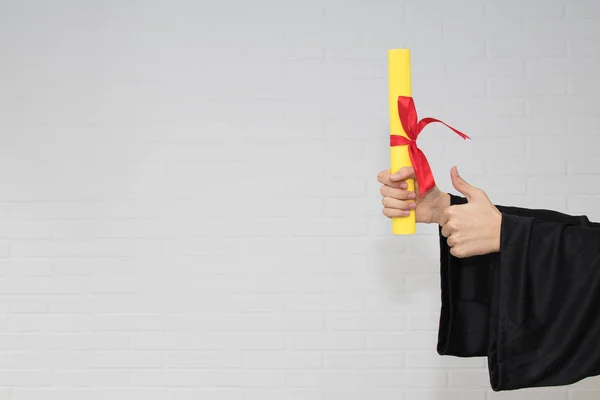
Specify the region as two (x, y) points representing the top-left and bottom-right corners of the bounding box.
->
(8, 315), (89, 333)
(458, 176), (527, 196)
(172, 314), (322, 331)
(571, 390), (600, 400)
(407, 0), (484, 19)
(406, 352), (484, 368)
(325, 314), (406, 331)
(364, 293), (441, 313)
(11, 389), (92, 400)
(405, 390), (485, 400)
(166, 390), (243, 400)
(569, 74), (600, 96)
(285, 294), (365, 312)
(446, 57), (525, 80)
(244, 351), (322, 369)
(132, 370), (286, 387)
(164, 352), (242, 368)
(525, 57), (568, 76)
(489, 76), (567, 97)
(487, 158), (566, 175)
(404, 276), (442, 295)
(528, 136), (600, 160)
(491, 115), (569, 137)
(566, 1), (600, 18)
(88, 351), (164, 368)
(570, 157), (600, 174)
(367, 332), (438, 350)
(408, 314), (441, 331)
(568, 195), (600, 216)
(484, 0), (564, 19)
(287, 332), (365, 350)
(13, 389), (167, 400)
(529, 176), (600, 195)
(54, 371), (130, 387)
(2, 260), (51, 276)
(570, 38), (600, 57)
(287, 371), (367, 388)
(367, 371), (447, 388)
(323, 390), (405, 400)
(282, 254), (367, 274)
(488, 38), (566, 58)
(324, 352), (404, 369)
(447, 370), (490, 387)
(246, 389), (322, 400)
(489, 389), (568, 399)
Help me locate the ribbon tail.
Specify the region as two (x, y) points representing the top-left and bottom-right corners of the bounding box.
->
(417, 117), (471, 140)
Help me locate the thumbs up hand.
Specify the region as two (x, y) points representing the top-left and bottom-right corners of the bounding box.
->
(439, 166), (503, 258)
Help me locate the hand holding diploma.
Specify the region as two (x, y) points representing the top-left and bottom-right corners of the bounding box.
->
(377, 166), (450, 225)
(378, 165), (502, 258)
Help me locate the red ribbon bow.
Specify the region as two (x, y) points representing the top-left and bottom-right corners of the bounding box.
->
(390, 96), (470, 196)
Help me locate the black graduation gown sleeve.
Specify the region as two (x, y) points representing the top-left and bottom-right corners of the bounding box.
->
(437, 194), (600, 391)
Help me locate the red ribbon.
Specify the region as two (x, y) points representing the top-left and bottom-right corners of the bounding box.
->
(390, 96), (470, 196)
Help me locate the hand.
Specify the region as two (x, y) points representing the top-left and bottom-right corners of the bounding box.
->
(377, 166), (450, 224)
(439, 166), (502, 258)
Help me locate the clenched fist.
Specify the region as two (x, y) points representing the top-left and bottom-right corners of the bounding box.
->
(377, 166), (450, 224)
(439, 166), (502, 258)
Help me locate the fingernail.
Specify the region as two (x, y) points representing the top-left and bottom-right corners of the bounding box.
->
(409, 202), (416, 209)
(400, 183), (408, 189)
(408, 192), (416, 199)
(403, 210), (411, 216)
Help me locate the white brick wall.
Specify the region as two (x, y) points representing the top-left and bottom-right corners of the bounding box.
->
(0, 0), (599, 398)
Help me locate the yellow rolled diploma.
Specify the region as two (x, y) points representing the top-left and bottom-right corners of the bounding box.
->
(389, 49), (415, 235)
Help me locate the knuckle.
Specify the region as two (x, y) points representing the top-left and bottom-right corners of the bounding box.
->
(451, 246), (463, 258)
(442, 208), (452, 220)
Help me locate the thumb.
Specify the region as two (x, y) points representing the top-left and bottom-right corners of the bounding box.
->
(390, 166), (415, 181)
(450, 166), (481, 202)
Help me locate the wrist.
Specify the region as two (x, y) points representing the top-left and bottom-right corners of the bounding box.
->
(433, 193), (451, 224)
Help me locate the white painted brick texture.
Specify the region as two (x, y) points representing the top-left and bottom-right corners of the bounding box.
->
(0, 0), (599, 399)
